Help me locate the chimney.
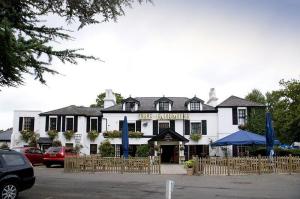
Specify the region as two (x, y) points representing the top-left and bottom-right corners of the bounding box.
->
(103, 89), (116, 108)
(207, 88), (218, 107)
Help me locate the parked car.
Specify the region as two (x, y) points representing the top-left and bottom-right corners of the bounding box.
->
(12, 147), (44, 166)
(0, 149), (35, 199)
(43, 147), (77, 168)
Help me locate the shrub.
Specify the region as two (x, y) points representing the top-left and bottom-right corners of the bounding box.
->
(190, 133), (201, 142)
(63, 130), (75, 141)
(184, 160), (195, 168)
(47, 130), (58, 140)
(87, 130), (99, 142)
(98, 139), (114, 157)
(248, 146), (300, 156)
(74, 144), (83, 154)
(136, 145), (149, 157)
(52, 140), (62, 147)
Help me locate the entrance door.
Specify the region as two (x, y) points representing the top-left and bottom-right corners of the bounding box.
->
(161, 145), (178, 163)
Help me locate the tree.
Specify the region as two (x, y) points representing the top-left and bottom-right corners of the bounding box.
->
(266, 79), (300, 143)
(0, 0), (150, 88)
(98, 139), (114, 157)
(244, 89), (266, 135)
(90, 92), (124, 107)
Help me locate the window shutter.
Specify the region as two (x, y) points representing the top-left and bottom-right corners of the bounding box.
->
(184, 120), (190, 135)
(136, 120), (141, 132)
(247, 107), (251, 119)
(98, 116), (102, 132)
(62, 116), (66, 132)
(30, 118), (35, 131)
(119, 120), (123, 131)
(45, 116), (49, 131)
(170, 120), (175, 131)
(202, 120), (207, 135)
(232, 107), (238, 125)
(153, 120), (158, 135)
(57, 116), (61, 132)
(18, 117), (23, 131)
(74, 116), (78, 132)
(86, 116), (90, 132)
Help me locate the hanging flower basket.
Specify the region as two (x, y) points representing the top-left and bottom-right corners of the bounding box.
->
(47, 130), (58, 140)
(190, 133), (202, 142)
(63, 130), (75, 141)
(87, 130), (100, 142)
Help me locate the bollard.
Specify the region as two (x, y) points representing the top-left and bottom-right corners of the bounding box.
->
(166, 180), (175, 199)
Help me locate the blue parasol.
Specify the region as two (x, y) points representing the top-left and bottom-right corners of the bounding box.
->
(122, 116), (129, 159)
(266, 112), (275, 156)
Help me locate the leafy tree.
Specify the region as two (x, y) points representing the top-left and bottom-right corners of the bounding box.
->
(98, 139), (114, 157)
(266, 79), (300, 143)
(90, 92), (124, 107)
(244, 89), (266, 134)
(0, 0), (150, 88)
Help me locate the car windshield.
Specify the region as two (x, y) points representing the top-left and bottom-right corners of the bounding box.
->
(46, 147), (61, 153)
(12, 148), (23, 153)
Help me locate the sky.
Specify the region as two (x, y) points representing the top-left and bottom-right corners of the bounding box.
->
(0, 0), (300, 130)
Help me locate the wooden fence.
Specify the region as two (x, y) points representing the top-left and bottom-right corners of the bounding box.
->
(193, 155), (300, 176)
(64, 156), (161, 174)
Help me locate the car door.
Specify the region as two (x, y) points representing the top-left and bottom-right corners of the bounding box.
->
(26, 148), (36, 164)
(34, 148), (44, 164)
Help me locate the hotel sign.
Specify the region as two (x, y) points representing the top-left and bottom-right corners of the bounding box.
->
(139, 113), (189, 120)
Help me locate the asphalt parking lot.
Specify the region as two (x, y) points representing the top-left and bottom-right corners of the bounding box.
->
(19, 166), (300, 199)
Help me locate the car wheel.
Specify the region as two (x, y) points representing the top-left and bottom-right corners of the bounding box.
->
(1, 182), (19, 199)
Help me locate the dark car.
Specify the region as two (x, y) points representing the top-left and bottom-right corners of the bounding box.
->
(12, 147), (44, 166)
(43, 147), (77, 168)
(0, 149), (35, 199)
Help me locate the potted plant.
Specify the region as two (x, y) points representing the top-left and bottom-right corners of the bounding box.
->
(63, 130), (75, 141)
(184, 160), (195, 176)
(87, 130), (99, 142)
(190, 133), (201, 142)
(47, 130), (58, 140)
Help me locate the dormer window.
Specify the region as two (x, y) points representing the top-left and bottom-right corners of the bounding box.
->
(190, 102), (200, 111)
(159, 102), (169, 111)
(125, 102), (136, 111)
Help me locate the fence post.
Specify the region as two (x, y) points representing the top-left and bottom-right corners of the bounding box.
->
(288, 154), (292, 175)
(159, 156), (161, 175)
(258, 154), (261, 175)
(227, 156), (230, 176)
(121, 158), (124, 174)
(148, 156), (151, 174)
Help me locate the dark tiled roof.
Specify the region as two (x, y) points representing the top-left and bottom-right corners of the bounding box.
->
(102, 97), (215, 112)
(40, 105), (102, 116)
(0, 129), (12, 141)
(217, 96), (265, 107)
(148, 128), (189, 142)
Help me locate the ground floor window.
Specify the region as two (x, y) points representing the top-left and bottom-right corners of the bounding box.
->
(65, 143), (73, 148)
(188, 145), (209, 159)
(118, 145), (138, 157)
(90, 144), (97, 154)
(233, 145), (249, 157)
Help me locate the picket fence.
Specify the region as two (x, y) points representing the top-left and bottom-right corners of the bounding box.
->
(193, 155), (300, 175)
(64, 156), (161, 174)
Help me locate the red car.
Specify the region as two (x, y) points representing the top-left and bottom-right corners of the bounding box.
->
(12, 147), (44, 166)
(43, 147), (77, 168)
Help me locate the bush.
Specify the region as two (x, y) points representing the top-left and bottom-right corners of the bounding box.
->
(249, 146), (300, 156)
(20, 130), (35, 142)
(98, 139), (114, 157)
(47, 130), (58, 140)
(63, 130), (75, 141)
(52, 140), (62, 147)
(74, 144), (83, 154)
(136, 145), (149, 157)
(87, 130), (99, 141)
(184, 160), (195, 168)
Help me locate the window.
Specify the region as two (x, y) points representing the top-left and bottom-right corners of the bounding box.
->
(159, 102), (169, 111)
(90, 144), (97, 154)
(90, 118), (98, 131)
(66, 117), (74, 131)
(159, 122), (169, 133)
(238, 109), (246, 125)
(128, 123), (136, 132)
(190, 102), (200, 111)
(191, 122), (201, 134)
(125, 102), (135, 111)
(23, 117), (34, 131)
(65, 143), (73, 148)
(1, 154), (25, 166)
(50, 117), (57, 130)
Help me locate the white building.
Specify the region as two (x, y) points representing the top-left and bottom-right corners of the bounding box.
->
(11, 89), (265, 162)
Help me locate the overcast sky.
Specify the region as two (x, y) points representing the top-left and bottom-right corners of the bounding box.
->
(1, 0), (300, 130)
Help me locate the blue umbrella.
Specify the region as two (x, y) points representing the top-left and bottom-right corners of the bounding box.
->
(266, 112), (275, 156)
(122, 116), (129, 159)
